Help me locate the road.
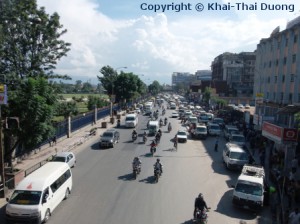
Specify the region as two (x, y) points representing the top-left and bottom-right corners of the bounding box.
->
(0, 106), (273, 224)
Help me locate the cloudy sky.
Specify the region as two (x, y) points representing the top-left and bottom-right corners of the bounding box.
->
(37, 0), (300, 85)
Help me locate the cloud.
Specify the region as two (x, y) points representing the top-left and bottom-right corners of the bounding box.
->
(37, 0), (299, 84)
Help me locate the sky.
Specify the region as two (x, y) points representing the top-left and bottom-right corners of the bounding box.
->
(37, 0), (300, 85)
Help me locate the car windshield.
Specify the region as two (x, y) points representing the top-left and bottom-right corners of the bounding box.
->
(177, 131), (186, 136)
(126, 117), (135, 121)
(9, 190), (42, 205)
(232, 136), (245, 142)
(103, 132), (113, 137)
(230, 152), (248, 160)
(235, 181), (263, 196)
(210, 125), (220, 130)
(197, 127), (206, 132)
(52, 156), (66, 162)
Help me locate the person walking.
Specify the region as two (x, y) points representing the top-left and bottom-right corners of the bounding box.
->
(214, 138), (219, 152)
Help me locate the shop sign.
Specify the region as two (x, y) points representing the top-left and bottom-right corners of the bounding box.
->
(282, 128), (298, 142)
(262, 121), (282, 142)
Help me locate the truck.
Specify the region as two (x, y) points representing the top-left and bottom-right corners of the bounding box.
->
(232, 164), (266, 211)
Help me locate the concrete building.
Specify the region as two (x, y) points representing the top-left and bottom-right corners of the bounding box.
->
(195, 70), (212, 81)
(171, 72), (195, 88)
(211, 52), (256, 97)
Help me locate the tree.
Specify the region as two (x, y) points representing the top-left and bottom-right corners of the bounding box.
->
(148, 80), (162, 95)
(203, 87), (211, 104)
(3, 77), (57, 161)
(55, 101), (79, 119)
(87, 96), (109, 111)
(97, 65), (118, 96)
(0, 0), (71, 80)
(0, 0), (71, 165)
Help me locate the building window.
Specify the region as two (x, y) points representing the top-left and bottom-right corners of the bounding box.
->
(280, 92), (284, 101)
(285, 38), (288, 46)
(269, 61), (272, 67)
(291, 74), (294, 82)
(292, 54), (296, 63)
(274, 76), (277, 83)
(277, 41), (280, 49)
(284, 57), (287, 65)
(289, 93), (293, 103)
(267, 77), (270, 83)
(276, 59), (279, 66)
(294, 35), (298, 43)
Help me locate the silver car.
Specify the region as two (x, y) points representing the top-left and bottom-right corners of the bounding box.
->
(52, 152), (76, 168)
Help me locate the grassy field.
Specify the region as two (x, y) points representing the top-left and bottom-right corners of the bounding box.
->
(60, 93), (108, 99)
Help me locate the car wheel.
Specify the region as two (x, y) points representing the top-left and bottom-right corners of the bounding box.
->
(64, 188), (70, 200)
(43, 209), (51, 223)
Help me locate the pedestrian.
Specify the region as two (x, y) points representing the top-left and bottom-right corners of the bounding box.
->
(292, 156), (298, 174)
(289, 208), (300, 224)
(214, 138), (219, 152)
(52, 135), (57, 146)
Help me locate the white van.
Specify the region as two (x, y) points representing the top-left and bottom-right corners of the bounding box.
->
(148, 120), (159, 136)
(6, 162), (72, 224)
(232, 164), (265, 211)
(125, 113), (138, 128)
(223, 143), (249, 170)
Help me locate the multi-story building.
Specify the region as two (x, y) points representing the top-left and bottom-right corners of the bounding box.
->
(211, 52), (256, 97)
(195, 70), (212, 81)
(171, 72), (195, 86)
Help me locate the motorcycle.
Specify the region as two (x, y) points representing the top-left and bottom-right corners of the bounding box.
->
(194, 208), (209, 224)
(154, 167), (161, 183)
(143, 135), (147, 144)
(132, 164), (141, 180)
(168, 124), (172, 133)
(150, 146), (156, 156)
(132, 133), (137, 142)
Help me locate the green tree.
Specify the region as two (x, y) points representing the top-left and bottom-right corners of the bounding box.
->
(97, 65), (117, 96)
(0, 0), (71, 80)
(55, 101), (79, 118)
(148, 80), (162, 95)
(87, 96), (109, 111)
(81, 82), (94, 93)
(4, 77), (57, 160)
(203, 87), (211, 104)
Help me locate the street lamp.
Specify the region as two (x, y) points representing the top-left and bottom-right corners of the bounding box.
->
(110, 67), (127, 119)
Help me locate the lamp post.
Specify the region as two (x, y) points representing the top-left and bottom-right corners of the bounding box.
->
(110, 67), (127, 119)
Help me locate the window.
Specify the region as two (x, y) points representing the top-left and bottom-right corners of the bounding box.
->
(292, 54), (296, 63)
(289, 93), (293, 101)
(291, 74), (295, 82)
(277, 41), (280, 49)
(280, 92), (284, 101)
(294, 35), (298, 43)
(267, 77), (270, 83)
(269, 61), (272, 67)
(282, 75), (285, 83)
(50, 170), (71, 193)
(274, 76), (277, 83)
(284, 57), (287, 65)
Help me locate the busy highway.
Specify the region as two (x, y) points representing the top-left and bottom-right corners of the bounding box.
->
(2, 101), (272, 224)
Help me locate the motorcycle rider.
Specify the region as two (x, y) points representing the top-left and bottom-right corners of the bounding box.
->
(143, 131), (147, 143)
(174, 135), (178, 148)
(168, 122), (172, 132)
(153, 158), (163, 175)
(132, 129), (137, 139)
(193, 193), (209, 220)
(159, 118), (163, 127)
(164, 117), (168, 126)
(132, 157), (142, 173)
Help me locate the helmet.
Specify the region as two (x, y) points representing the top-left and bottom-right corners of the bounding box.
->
(134, 156), (138, 160)
(198, 193), (203, 199)
(157, 158), (160, 162)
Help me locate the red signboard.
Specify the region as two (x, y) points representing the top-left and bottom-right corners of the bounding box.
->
(262, 122), (282, 142)
(283, 128), (298, 142)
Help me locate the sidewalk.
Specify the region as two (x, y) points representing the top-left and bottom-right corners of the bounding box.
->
(0, 114), (121, 208)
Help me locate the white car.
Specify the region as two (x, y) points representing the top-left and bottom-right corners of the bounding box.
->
(244, 104), (250, 109)
(238, 104), (244, 109)
(171, 111), (179, 118)
(51, 152), (76, 168)
(176, 130), (188, 143)
(207, 123), (221, 136)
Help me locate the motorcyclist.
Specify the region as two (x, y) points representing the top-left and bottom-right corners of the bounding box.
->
(159, 118), (163, 127)
(151, 139), (157, 147)
(164, 117), (168, 126)
(143, 131), (147, 143)
(174, 135), (178, 148)
(158, 129), (162, 136)
(153, 158), (163, 175)
(132, 129), (137, 138)
(193, 193), (209, 220)
(168, 122), (172, 131)
(132, 157), (142, 173)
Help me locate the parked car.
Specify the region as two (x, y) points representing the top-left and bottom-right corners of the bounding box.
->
(99, 129), (120, 148)
(224, 125), (239, 140)
(51, 152), (76, 168)
(244, 104), (250, 109)
(176, 130), (188, 143)
(229, 133), (246, 147)
(198, 113), (209, 124)
(238, 104), (244, 109)
(223, 143), (249, 170)
(212, 117), (225, 129)
(207, 123), (222, 136)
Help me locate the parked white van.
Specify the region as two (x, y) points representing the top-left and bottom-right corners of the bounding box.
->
(6, 162), (73, 224)
(223, 143), (249, 170)
(125, 113), (138, 128)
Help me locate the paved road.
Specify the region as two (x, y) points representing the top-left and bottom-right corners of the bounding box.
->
(0, 106), (273, 224)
